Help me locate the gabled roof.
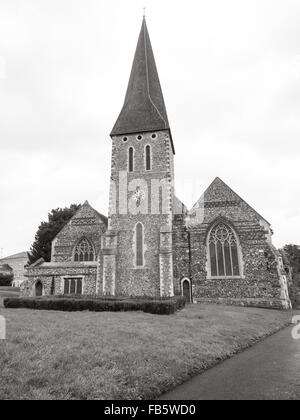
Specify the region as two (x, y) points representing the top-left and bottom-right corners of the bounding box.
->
(111, 18), (174, 153)
(0, 251), (29, 261)
(81, 201), (108, 226)
(191, 177), (271, 225)
(173, 194), (188, 215)
(51, 201), (108, 244)
(27, 258), (45, 269)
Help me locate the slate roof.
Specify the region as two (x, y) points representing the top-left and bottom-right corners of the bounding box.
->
(0, 252), (29, 261)
(111, 18), (174, 153)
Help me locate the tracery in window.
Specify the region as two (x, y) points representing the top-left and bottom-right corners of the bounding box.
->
(208, 223), (240, 277)
(74, 238), (95, 262)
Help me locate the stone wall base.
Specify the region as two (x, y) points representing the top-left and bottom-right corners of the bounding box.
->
(194, 297), (291, 310)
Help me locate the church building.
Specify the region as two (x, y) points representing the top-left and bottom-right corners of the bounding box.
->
(23, 18), (291, 310)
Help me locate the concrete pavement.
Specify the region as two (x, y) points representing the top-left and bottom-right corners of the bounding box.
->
(159, 322), (300, 400)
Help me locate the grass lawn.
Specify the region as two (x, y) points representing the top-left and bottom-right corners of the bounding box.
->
(0, 287), (20, 304)
(0, 296), (294, 400)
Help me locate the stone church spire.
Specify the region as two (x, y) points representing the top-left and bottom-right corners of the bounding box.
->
(111, 18), (174, 152)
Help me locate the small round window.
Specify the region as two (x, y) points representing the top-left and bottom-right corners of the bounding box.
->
(123, 137), (128, 142)
(137, 135), (143, 141)
(151, 133), (157, 139)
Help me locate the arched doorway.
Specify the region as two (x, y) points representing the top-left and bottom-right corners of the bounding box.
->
(35, 281), (43, 297)
(181, 278), (192, 304)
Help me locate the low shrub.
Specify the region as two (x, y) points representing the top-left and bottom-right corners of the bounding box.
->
(53, 294), (176, 301)
(173, 295), (186, 311)
(4, 295), (185, 315)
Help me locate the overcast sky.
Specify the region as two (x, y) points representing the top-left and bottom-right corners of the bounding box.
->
(0, 0), (299, 257)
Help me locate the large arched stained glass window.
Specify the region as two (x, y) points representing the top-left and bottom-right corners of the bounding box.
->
(74, 238), (95, 262)
(208, 223), (241, 277)
(135, 222), (144, 267)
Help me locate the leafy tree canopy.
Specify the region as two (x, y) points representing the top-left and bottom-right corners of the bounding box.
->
(29, 204), (81, 264)
(280, 244), (300, 273)
(0, 272), (13, 286)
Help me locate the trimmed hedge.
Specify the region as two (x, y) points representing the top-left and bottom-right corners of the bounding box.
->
(3, 296), (186, 315)
(53, 294), (185, 303)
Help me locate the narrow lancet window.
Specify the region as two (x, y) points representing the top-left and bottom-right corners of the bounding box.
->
(145, 145), (151, 171)
(129, 147), (134, 172)
(135, 222), (144, 267)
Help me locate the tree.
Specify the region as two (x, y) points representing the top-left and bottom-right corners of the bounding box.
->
(281, 244), (300, 274)
(29, 204), (81, 264)
(0, 272), (13, 287)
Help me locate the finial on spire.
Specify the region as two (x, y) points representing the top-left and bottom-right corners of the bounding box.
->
(143, 6), (146, 19)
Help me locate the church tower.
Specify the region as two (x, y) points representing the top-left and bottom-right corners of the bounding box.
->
(102, 17), (175, 297)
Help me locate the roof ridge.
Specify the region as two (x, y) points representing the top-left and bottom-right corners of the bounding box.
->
(191, 177), (270, 225)
(0, 251), (29, 260)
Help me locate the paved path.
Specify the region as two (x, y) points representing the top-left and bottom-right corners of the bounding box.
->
(159, 323), (300, 400)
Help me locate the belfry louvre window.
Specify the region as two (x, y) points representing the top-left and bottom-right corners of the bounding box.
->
(128, 147), (134, 172)
(74, 238), (95, 262)
(208, 223), (240, 277)
(145, 145), (151, 171)
(135, 223), (144, 267)
(64, 278), (83, 295)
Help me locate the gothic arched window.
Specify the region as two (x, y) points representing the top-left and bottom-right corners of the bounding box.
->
(74, 238), (95, 262)
(208, 223), (241, 277)
(135, 222), (144, 267)
(145, 145), (151, 171)
(128, 147), (134, 172)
